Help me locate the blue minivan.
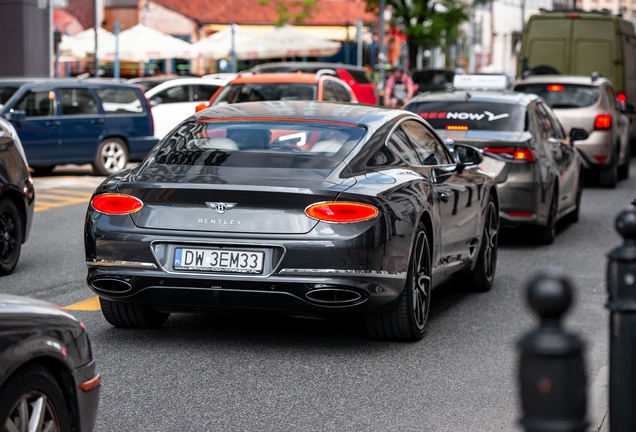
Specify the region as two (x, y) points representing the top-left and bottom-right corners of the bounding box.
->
(0, 79), (158, 175)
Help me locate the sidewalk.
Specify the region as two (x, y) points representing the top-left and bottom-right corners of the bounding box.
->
(589, 365), (609, 432)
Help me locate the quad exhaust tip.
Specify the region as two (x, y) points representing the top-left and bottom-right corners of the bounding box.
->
(90, 278), (132, 294)
(305, 288), (362, 305)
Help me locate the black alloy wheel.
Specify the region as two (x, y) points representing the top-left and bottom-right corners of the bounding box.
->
(469, 196), (498, 292)
(0, 199), (22, 276)
(365, 222), (432, 341)
(100, 297), (170, 328)
(0, 365), (71, 432)
(535, 185), (558, 245)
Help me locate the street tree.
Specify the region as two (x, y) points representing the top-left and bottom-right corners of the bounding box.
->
(258, 0), (320, 26)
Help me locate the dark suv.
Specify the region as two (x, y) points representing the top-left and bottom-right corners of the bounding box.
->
(0, 79), (157, 175)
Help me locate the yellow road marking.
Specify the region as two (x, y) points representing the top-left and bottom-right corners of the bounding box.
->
(44, 188), (94, 198)
(65, 296), (101, 311)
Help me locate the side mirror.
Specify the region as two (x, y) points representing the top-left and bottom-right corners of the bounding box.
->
(150, 97), (162, 107)
(5, 109), (26, 122)
(454, 143), (483, 173)
(195, 102), (209, 113)
(569, 128), (589, 143)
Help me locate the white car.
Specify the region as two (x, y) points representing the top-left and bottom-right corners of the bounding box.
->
(145, 77), (229, 139)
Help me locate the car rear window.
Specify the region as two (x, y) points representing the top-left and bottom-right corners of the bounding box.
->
(152, 120), (366, 169)
(405, 101), (526, 132)
(514, 84), (600, 109)
(95, 87), (144, 114)
(347, 69), (372, 84)
(213, 83), (317, 105)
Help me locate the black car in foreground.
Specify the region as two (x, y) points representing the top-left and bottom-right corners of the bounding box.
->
(0, 117), (34, 275)
(404, 89), (586, 244)
(84, 101), (499, 341)
(0, 295), (100, 432)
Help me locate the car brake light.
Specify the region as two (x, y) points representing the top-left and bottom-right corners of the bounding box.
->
(446, 125), (469, 131)
(305, 202), (379, 223)
(565, 13), (580, 18)
(91, 194), (143, 215)
(547, 85), (564, 92)
(618, 92), (627, 103)
(595, 114), (611, 130)
(506, 211), (534, 217)
(594, 155), (608, 163)
(483, 147), (534, 162)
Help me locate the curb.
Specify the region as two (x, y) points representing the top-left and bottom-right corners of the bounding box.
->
(588, 365), (609, 432)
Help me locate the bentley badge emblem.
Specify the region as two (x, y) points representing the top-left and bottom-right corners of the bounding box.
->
(206, 202), (237, 214)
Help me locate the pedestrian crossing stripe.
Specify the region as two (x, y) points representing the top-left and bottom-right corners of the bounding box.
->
(65, 296), (101, 311)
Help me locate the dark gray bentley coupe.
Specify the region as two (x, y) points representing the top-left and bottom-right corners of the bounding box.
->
(84, 101), (500, 341)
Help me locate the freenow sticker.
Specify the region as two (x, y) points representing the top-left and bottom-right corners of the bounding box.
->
(420, 111), (510, 122)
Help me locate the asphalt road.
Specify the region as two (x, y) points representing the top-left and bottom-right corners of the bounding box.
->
(3, 162), (633, 431)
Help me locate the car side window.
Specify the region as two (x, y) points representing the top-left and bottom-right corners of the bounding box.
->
(14, 89), (55, 117)
(95, 88), (144, 114)
(155, 85), (190, 103)
(332, 82), (351, 102)
(60, 88), (98, 116)
(386, 127), (421, 165)
(193, 85), (220, 102)
(536, 103), (557, 139)
(322, 81), (338, 102)
(400, 120), (451, 165)
(605, 85), (622, 111)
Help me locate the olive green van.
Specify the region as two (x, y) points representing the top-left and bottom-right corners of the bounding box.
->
(517, 11), (636, 141)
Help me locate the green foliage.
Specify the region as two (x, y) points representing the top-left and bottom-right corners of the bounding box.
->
(259, 0), (321, 26)
(365, 0), (484, 51)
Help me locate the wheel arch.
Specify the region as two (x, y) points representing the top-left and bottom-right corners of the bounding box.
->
(0, 188), (27, 243)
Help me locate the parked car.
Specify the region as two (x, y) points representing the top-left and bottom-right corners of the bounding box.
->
(145, 77), (229, 139)
(0, 79), (157, 176)
(0, 117), (34, 275)
(84, 101), (499, 341)
(249, 62), (377, 105)
(128, 74), (187, 92)
(517, 10), (636, 145)
(0, 294), (100, 432)
(404, 75), (586, 244)
(514, 73), (631, 187)
(197, 72), (357, 110)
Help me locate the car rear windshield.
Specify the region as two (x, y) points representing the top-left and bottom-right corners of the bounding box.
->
(411, 70), (454, 90)
(405, 101), (526, 131)
(152, 120), (366, 169)
(514, 84), (600, 109)
(0, 85), (22, 109)
(212, 83), (317, 105)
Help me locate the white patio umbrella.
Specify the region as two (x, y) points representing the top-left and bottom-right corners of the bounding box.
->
(58, 27), (115, 59)
(260, 25), (341, 58)
(99, 24), (199, 62)
(194, 25), (269, 60)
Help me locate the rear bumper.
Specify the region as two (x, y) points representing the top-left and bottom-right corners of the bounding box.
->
(574, 130), (613, 166)
(72, 360), (99, 432)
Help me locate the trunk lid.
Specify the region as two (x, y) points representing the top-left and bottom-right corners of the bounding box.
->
(122, 165), (355, 234)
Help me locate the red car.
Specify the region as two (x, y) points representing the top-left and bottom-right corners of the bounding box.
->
(250, 62), (378, 105)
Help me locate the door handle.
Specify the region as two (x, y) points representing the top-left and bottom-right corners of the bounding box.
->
(45, 121), (60, 127)
(437, 191), (450, 203)
(90, 119), (104, 125)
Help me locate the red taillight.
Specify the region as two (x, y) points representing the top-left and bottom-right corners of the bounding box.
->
(595, 114), (611, 130)
(483, 147), (534, 162)
(565, 13), (580, 18)
(547, 85), (564, 92)
(594, 155), (608, 163)
(618, 92), (627, 103)
(305, 202), (379, 223)
(91, 194), (143, 215)
(446, 125), (469, 131)
(506, 211), (534, 217)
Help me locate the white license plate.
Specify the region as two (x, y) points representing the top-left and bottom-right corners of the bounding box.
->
(173, 248), (264, 274)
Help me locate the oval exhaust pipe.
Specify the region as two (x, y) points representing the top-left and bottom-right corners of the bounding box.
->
(306, 288), (362, 305)
(90, 278), (132, 294)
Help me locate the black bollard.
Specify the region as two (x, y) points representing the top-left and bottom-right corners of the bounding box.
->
(607, 207), (636, 431)
(518, 271), (587, 432)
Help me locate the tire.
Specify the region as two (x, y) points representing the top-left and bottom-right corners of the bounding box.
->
(364, 222), (432, 341)
(534, 185), (558, 245)
(468, 196), (498, 292)
(0, 199), (23, 276)
(93, 138), (128, 176)
(100, 297), (170, 328)
(565, 171), (584, 224)
(618, 143), (631, 180)
(0, 364), (71, 432)
(599, 147), (618, 188)
(30, 165), (55, 176)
